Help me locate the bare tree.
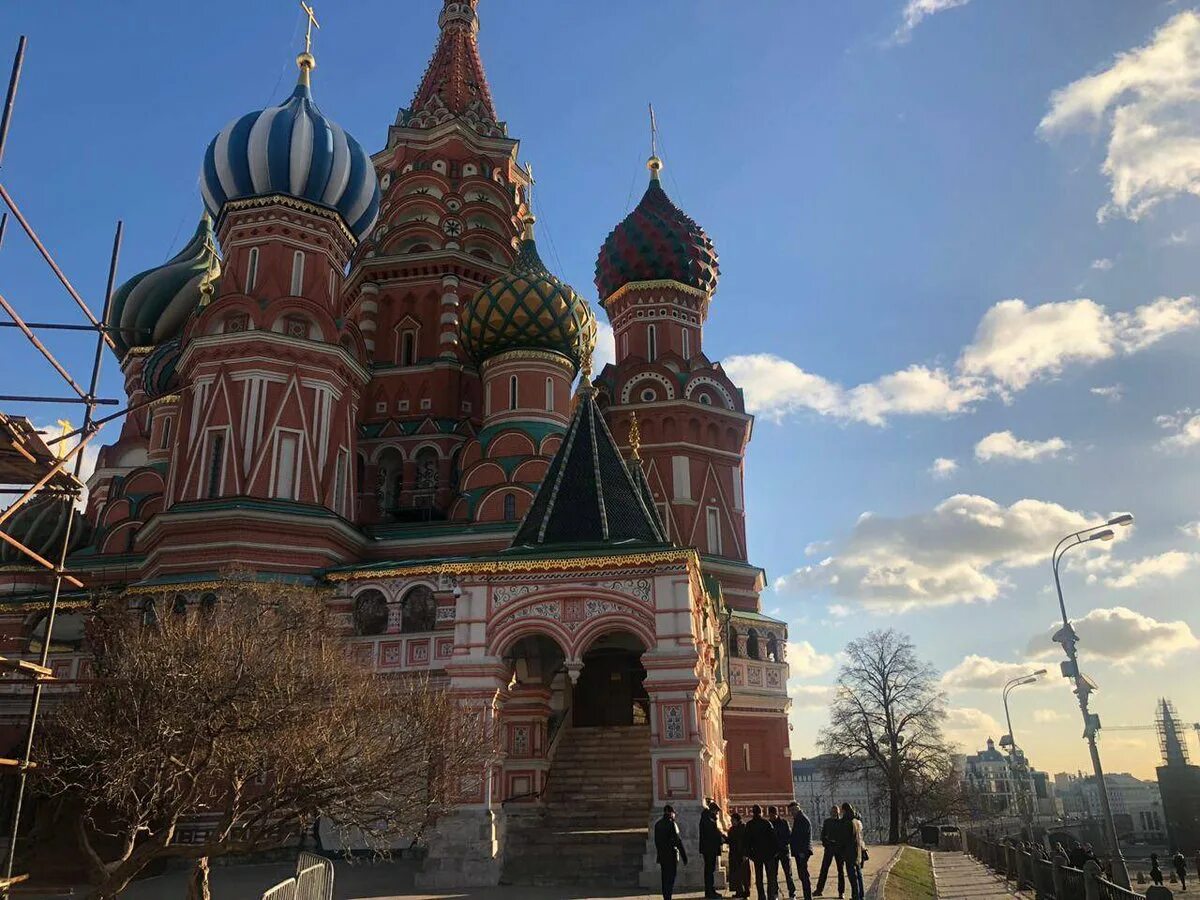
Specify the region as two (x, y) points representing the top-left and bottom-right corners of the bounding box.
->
(818, 628), (962, 843)
(34, 577), (490, 899)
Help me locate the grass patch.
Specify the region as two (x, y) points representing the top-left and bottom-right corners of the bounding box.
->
(885, 847), (936, 900)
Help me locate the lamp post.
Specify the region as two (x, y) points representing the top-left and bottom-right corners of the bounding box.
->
(1001, 670), (1046, 836)
(1051, 514), (1134, 889)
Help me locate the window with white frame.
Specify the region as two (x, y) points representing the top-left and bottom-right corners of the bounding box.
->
(647, 324), (657, 362)
(205, 431), (226, 499)
(273, 432), (300, 500)
(159, 416), (172, 451)
(245, 247), (259, 292)
(544, 377), (554, 411)
(333, 449), (349, 515)
(681, 327), (690, 360)
(290, 250), (305, 296)
(705, 506), (722, 554)
(509, 375), (518, 410)
(400, 330), (416, 366)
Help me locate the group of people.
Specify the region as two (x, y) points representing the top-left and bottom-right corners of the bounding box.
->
(654, 800), (868, 900)
(1149, 851), (1194, 890)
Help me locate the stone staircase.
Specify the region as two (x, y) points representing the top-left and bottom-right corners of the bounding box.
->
(501, 724), (652, 887)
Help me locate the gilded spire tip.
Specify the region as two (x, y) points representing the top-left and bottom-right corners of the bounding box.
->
(297, 1), (320, 85)
(628, 411), (642, 460)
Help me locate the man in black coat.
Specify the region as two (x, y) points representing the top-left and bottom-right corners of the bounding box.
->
(813, 804), (844, 897)
(700, 800), (728, 899)
(728, 812), (750, 899)
(655, 804), (689, 900)
(769, 806), (796, 898)
(788, 802), (814, 900)
(746, 804), (779, 900)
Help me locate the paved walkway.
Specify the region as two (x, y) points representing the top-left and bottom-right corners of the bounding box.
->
(115, 845), (903, 900)
(931, 852), (1032, 900)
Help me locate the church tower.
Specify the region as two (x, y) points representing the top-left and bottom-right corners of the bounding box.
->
(594, 154), (757, 609)
(136, 41), (381, 580)
(346, 0), (531, 527)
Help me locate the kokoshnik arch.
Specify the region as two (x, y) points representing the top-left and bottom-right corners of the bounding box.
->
(0, 1), (793, 889)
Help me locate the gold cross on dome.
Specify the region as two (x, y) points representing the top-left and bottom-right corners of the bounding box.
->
(300, 2), (321, 55)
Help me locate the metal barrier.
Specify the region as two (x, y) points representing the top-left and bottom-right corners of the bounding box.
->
(964, 832), (1155, 900)
(260, 852), (334, 900)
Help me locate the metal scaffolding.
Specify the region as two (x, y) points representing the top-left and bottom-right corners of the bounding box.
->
(0, 34), (128, 892)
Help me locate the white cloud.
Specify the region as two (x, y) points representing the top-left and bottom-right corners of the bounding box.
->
(1091, 258), (1114, 271)
(1028, 606), (1200, 667)
(1180, 521), (1200, 540)
(774, 494), (1106, 610)
(930, 457), (959, 479)
(726, 296), (1197, 425)
(789, 684), (836, 711)
(975, 431), (1069, 463)
(1033, 709), (1066, 724)
(941, 655), (1050, 692)
(1091, 384), (1123, 401)
(826, 604), (852, 619)
(944, 706), (1002, 749)
(805, 540), (833, 556)
(592, 320), (616, 373)
(1085, 550), (1200, 589)
(893, 0), (973, 43)
(1157, 409), (1200, 450)
(1040, 11), (1200, 221)
(787, 640), (838, 678)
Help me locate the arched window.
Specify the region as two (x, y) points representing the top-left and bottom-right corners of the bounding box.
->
(199, 593), (217, 617)
(400, 330), (416, 367)
(545, 377), (554, 412)
(746, 628), (760, 660)
(766, 633), (780, 663)
(245, 247), (259, 293)
(142, 597), (158, 628)
(729, 624), (740, 657)
(401, 585), (436, 633)
(172, 594), (188, 617)
(377, 448), (404, 515)
(352, 590), (389, 636)
(503, 492), (517, 522)
(509, 375), (519, 411)
(647, 324), (657, 362)
(290, 250), (305, 296)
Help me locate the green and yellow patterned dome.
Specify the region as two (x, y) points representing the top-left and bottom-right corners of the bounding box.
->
(460, 217), (596, 372)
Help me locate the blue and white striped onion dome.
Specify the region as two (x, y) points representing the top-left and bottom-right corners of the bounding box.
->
(106, 214), (218, 358)
(200, 70), (380, 242)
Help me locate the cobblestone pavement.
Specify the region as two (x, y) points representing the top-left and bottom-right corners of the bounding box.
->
(116, 845), (902, 900)
(931, 852), (1033, 900)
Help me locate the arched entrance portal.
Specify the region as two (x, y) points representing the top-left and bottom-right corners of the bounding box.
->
(573, 631), (648, 728)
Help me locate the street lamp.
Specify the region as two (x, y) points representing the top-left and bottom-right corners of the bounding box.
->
(1001, 670), (1047, 836)
(1051, 514), (1134, 889)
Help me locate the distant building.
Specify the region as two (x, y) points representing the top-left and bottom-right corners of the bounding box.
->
(792, 755), (887, 843)
(963, 738), (1054, 820)
(1155, 699), (1200, 852)
(1054, 772), (1166, 844)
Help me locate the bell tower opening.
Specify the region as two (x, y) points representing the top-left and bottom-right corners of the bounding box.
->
(572, 631), (649, 728)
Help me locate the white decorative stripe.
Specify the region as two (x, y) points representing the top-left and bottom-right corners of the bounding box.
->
(246, 106), (280, 194)
(322, 122), (351, 207)
(213, 121), (240, 198)
(342, 150), (376, 227)
(290, 107), (313, 195)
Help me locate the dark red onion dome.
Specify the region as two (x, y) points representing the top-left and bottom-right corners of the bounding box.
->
(595, 157), (719, 302)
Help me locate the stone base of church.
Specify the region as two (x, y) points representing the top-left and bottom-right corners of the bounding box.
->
(414, 807), (506, 889)
(638, 802), (727, 891)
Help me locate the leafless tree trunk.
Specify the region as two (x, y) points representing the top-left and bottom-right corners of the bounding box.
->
(185, 857), (211, 900)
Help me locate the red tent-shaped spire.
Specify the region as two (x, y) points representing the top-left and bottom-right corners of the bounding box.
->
(400, 1), (505, 138)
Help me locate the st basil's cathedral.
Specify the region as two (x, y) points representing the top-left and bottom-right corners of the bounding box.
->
(0, 1), (793, 888)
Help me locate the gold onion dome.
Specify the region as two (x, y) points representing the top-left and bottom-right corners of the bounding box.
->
(460, 216), (597, 372)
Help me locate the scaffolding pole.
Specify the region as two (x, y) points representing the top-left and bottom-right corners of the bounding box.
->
(0, 34), (127, 892)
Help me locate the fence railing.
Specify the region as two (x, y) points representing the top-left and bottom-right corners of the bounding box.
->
(260, 851), (334, 900)
(964, 832), (1153, 900)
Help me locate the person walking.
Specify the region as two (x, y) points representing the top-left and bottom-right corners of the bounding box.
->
(838, 803), (866, 900)
(813, 804), (845, 898)
(788, 801), (814, 900)
(1174, 851), (1189, 891)
(700, 800), (728, 899)
(655, 804), (688, 900)
(747, 805), (778, 900)
(769, 806), (796, 899)
(728, 812), (751, 900)
(1150, 853), (1164, 887)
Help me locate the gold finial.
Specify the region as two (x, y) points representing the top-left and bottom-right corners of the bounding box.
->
(55, 420), (72, 459)
(628, 411), (642, 460)
(648, 103), (663, 181)
(297, 2), (320, 84)
(197, 235), (222, 306)
(521, 163), (537, 239)
(579, 343), (593, 386)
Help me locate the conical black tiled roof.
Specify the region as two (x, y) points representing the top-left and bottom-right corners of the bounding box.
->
(511, 389), (667, 550)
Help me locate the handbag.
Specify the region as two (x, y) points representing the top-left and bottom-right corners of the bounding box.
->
(861, 847), (870, 862)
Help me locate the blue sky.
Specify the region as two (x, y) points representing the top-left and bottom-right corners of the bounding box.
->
(2, 0), (1200, 778)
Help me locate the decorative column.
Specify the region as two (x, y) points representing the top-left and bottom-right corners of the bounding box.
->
(439, 275), (461, 358)
(356, 282), (380, 356)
